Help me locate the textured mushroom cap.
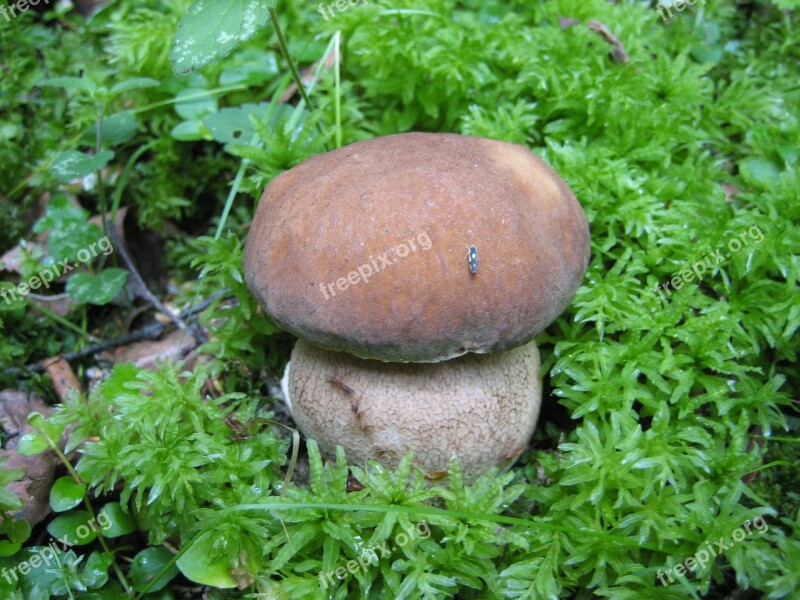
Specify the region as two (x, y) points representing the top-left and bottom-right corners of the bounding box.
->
(244, 132), (590, 362)
(283, 338), (542, 478)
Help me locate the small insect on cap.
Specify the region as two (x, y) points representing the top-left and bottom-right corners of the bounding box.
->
(244, 133), (590, 362)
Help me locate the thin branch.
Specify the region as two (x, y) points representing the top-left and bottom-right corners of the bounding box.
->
(4, 292), (232, 377)
(105, 219), (206, 343)
(27, 292), (71, 302)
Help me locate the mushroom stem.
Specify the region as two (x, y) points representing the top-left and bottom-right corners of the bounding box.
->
(283, 339), (542, 479)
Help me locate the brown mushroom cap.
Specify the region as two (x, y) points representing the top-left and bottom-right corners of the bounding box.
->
(244, 133), (590, 362)
(283, 338), (542, 477)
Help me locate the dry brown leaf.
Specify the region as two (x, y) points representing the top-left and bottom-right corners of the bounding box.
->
(112, 328), (199, 370)
(0, 391), (60, 526)
(559, 16), (581, 29)
(42, 357), (83, 401)
(587, 19), (629, 63)
(0, 242), (46, 275)
(721, 182), (741, 203)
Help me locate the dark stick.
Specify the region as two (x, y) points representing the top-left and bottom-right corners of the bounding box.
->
(3, 292), (232, 377)
(105, 220), (205, 343)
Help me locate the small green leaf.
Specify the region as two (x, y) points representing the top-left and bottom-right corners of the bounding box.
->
(176, 537), (236, 588)
(33, 194), (89, 232)
(97, 502), (137, 538)
(24, 412), (64, 443)
(170, 120), (208, 141)
(51, 150), (115, 183)
(47, 510), (97, 546)
(50, 476), (86, 512)
(0, 457), (24, 489)
(204, 103), (271, 144)
(27, 411), (46, 430)
(219, 48), (278, 85)
(80, 551), (113, 588)
(0, 520), (30, 555)
(110, 78), (161, 95)
(0, 489), (23, 512)
(17, 433), (49, 455)
(0, 539), (22, 557)
(18, 547), (67, 591)
(84, 112), (138, 147)
(49, 222), (105, 265)
(6, 520), (31, 544)
(66, 268), (128, 305)
(174, 88), (218, 120)
(739, 158), (781, 188)
(34, 196), (107, 264)
(0, 282), (25, 310)
(131, 547), (180, 592)
(98, 364), (141, 401)
(170, 0), (274, 74)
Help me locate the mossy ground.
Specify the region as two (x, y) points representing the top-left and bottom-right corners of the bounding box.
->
(0, 0), (798, 598)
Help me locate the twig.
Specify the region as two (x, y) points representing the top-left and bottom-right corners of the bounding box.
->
(27, 292), (71, 302)
(105, 219), (206, 343)
(3, 292), (232, 376)
(723, 586), (746, 600)
(587, 20), (629, 63)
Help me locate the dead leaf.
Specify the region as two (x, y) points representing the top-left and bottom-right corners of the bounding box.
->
(559, 16), (581, 29)
(721, 182), (740, 203)
(587, 19), (629, 63)
(231, 551), (256, 590)
(112, 328), (199, 370)
(42, 357), (83, 401)
(0, 242), (46, 275)
(0, 391), (60, 526)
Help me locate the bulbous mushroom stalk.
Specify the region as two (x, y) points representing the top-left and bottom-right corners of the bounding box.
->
(282, 338), (542, 478)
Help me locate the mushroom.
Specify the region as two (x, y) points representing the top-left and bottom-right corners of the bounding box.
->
(244, 133), (590, 477)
